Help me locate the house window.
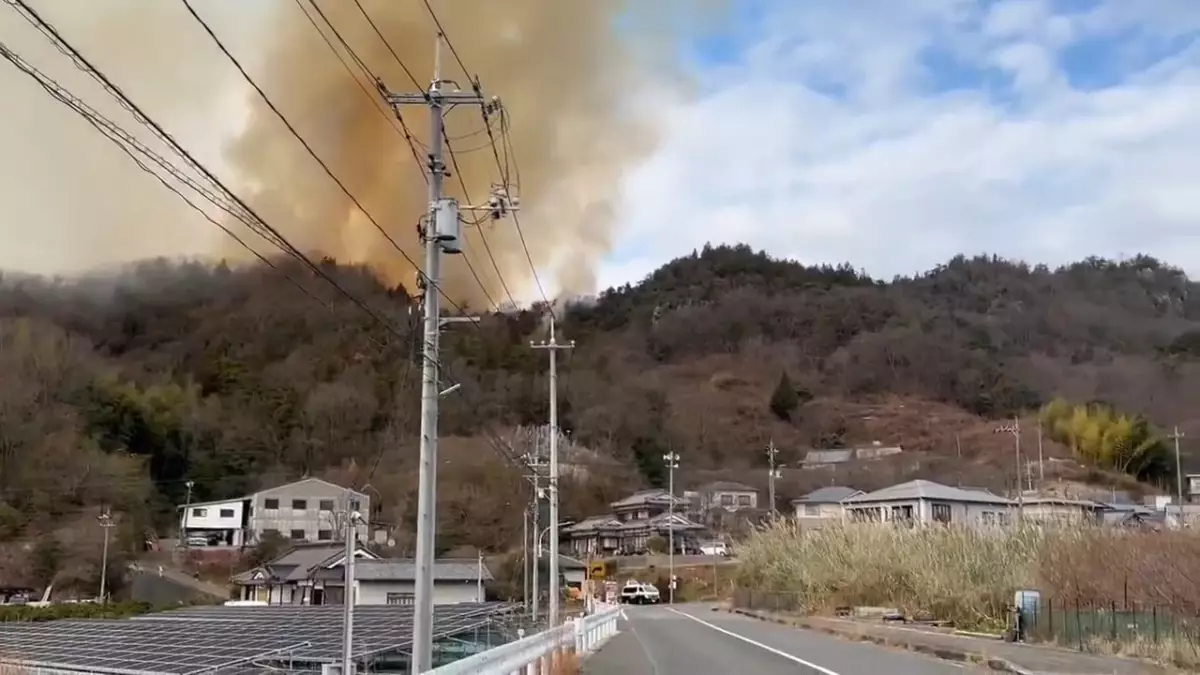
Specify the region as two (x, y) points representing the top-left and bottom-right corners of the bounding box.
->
(219, 508), (235, 518)
(931, 503), (952, 524)
(292, 499), (307, 510)
(264, 498), (280, 510)
(719, 495), (734, 506)
(350, 499), (361, 511)
(804, 504), (819, 517)
(891, 505), (914, 523)
(386, 592), (414, 606)
(998, 513), (1011, 527)
(318, 529), (333, 541)
(982, 512), (996, 526)
(736, 495), (751, 506)
(290, 529), (306, 540)
(319, 499), (335, 512)
(192, 508), (207, 518)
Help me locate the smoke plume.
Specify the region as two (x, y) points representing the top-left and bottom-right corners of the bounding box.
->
(0, 1), (723, 306)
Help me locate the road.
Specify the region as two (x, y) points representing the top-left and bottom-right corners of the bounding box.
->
(584, 603), (979, 675)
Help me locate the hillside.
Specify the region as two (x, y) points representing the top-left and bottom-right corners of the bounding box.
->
(3, 244), (1200, 592)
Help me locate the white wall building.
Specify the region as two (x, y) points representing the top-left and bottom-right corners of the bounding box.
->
(179, 498), (247, 547)
(843, 479), (1014, 527)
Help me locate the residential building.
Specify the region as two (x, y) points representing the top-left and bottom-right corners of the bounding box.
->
(178, 478), (375, 548)
(791, 486), (862, 529)
(695, 481), (759, 513)
(1187, 473), (1200, 503)
(232, 542), (491, 605)
(1021, 497), (1105, 526)
(800, 442), (903, 470)
(178, 498), (246, 547)
(843, 479), (1014, 527)
(562, 489), (706, 556)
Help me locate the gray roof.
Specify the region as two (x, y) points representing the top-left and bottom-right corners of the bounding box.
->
(699, 481), (756, 493)
(803, 450), (853, 465)
(844, 480), (1015, 506)
(793, 486), (861, 504)
(611, 489), (689, 509)
(563, 515), (623, 533)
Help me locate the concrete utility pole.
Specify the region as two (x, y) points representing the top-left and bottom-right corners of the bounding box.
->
(379, 31), (512, 672)
(662, 450), (680, 604)
(994, 418), (1024, 521)
(341, 495), (362, 675)
(181, 480), (194, 549)
(522, 450), (545, 622)
(521, 505), (529, 611)
(97, 509), (114, 603)
(766, 440), (781, 521)
(1036, 421), (1045, 485)
(1172, 426), (1186, 510)
(530, 316), (574, 628)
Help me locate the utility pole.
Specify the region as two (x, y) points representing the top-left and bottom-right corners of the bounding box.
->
(341, 494), (362, 675)
(476, 550), (484, 602)
(1036, 421), (1045, 486)
(97, 509), (114, 603)
(522, 449), (545, 622)
(994, 418), (1024, 522)
(521, 505), (529, 611)
(1172, 426), (1185, 511)
(181, 480), (194, 549)
(530, 316), (574, 627)
(766, 440), (781, 521)
(379, 31), (512, 673)
(662, 450), (680, 604)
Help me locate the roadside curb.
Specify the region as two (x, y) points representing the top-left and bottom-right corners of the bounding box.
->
(722, 607), (1036, 674)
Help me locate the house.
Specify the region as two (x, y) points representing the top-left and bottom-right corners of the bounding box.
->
(231, 542), (491, 605)
(1021, 497), (1105, 526)
(791, 486), (862, 529)
(800, 443), (902, 469)
(695, 481), (759, 513)
(1186, 474), (1200, 503)
(843, 479), (1014, 527)
(179, 478), (376, 548)
(562, 489), (706, 556)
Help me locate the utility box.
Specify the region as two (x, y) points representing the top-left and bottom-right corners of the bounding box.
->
(434, 198), (462, 254)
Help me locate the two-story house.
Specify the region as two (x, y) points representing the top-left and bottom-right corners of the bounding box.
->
(791, 486), (862, 530)
(563, 489), (706, 556)
(695, 481), (759, 513)
(843, 479), (1014, 527)
(179, 478), (372, 548)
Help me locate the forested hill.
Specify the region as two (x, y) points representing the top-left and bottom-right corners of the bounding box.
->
(3, 244), (1200, 589)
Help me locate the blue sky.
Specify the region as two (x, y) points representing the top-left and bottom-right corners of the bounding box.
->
(598, 0), (1200, 290)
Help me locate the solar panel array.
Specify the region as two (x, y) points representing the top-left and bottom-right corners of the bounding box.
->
(0, 602), (520, 675)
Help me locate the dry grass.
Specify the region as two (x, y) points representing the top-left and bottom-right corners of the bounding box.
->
(736, 521), (1200, 632)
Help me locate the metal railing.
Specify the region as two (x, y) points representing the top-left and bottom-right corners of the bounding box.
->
(426, 601), (621, 675)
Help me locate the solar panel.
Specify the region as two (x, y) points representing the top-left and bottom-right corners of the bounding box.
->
(0, 602), (519, 674)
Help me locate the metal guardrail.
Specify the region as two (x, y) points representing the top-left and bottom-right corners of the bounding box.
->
(426, 602), (622, 675)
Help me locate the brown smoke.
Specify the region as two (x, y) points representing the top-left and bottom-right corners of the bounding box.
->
(220, 0), (727, 307)
(0, 1), (727, 303)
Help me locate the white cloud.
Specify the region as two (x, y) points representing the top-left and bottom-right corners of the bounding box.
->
(597, 0), (1200, 290)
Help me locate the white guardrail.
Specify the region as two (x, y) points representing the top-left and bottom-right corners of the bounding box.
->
(426, 601), (622, 675)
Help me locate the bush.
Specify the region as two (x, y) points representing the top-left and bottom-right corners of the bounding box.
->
(734, 521), (1200, 631)
(0, 601), (154, 623)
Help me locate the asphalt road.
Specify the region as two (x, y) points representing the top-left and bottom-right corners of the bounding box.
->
(584, 603), (978, 675)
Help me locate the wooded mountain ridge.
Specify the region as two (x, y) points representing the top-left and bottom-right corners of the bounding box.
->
(3, 244), (1199, 590)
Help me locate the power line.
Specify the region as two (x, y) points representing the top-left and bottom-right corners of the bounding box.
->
(444, 135), (516, 309)
(348, 0), (423, 91)
(289, 0), (427, 182)
(180, 0), (425, 281)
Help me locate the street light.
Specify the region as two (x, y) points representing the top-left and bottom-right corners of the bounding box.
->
(662, 451), (680, 605)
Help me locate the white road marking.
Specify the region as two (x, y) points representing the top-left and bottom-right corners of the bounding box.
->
(666, 607), (844, 675)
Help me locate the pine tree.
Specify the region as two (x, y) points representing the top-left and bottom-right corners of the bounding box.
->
(769, 371), (799, 421)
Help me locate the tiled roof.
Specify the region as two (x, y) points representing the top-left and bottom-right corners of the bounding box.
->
(699, 481), (756, 493)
